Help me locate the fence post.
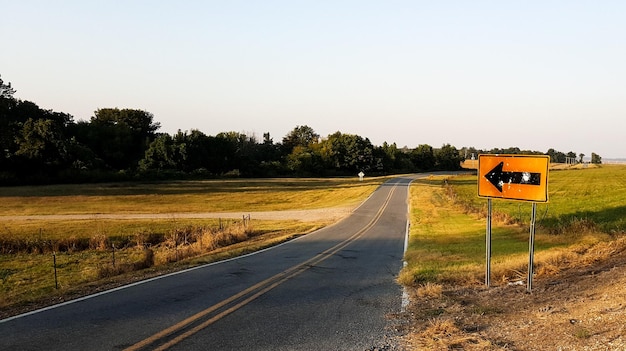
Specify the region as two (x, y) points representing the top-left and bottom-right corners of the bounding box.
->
(53, 252), (58, 289)
(112, 243), (116, 268)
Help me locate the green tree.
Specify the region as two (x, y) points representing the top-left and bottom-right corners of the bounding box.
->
(372, 142), (389, 173)
(5, 97), (76, 178)
(279, 126), (323, 175)
(215, 131), (261, 176)
(180, 129), (213, 172)
(14, 118), (69, 170)
(0, 79), (18, 170)
(0, 75), (16, 98)
(411, 144), (436, 171)
(76, 108), (160, 170)
(256, 132), (283, 176)
(547, 148), (566, 163)
(320, 132), (374, 174)
(258, 132), (281, 161)
(285, 145), (321, 176)
(435, 144), (463, 170)
(139, 133), (180, 171)
(282, 125), (319, 154)
(374, 142), (413, 173)
(141, 130), (255, 175)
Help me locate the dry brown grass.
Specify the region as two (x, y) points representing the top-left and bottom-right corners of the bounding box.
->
(154, 222), (255, 265)
(412, 319), (495, 351)
(0, 218), (323, 317)
(416, 282), (443, 298)
(401, 236), (626, 350)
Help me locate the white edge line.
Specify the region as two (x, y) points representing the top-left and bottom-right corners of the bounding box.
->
(401, 175), (425, 312)
(400, 173), (456, 312)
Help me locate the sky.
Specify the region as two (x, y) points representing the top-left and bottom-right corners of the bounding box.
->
(2, 1), (625, 158)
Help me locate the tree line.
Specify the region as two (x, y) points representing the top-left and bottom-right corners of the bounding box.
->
(0, 75), (600, 185)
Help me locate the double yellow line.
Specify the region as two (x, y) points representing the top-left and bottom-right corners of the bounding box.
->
(125, 185), (397, 351)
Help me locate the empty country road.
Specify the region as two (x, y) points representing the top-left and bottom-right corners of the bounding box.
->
(0, 176), (418, 351)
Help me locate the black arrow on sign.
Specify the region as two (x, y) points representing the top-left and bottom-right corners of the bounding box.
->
(485, 162), (541, 192)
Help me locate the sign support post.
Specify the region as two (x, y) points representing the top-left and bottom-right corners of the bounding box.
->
(485, 198), (492, 287)
(527, 202), (537, 293)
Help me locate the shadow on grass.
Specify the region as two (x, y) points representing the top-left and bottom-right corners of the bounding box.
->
(539, 205), (626, 234)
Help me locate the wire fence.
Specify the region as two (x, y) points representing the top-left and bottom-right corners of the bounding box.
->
(1, 215), (255, 300)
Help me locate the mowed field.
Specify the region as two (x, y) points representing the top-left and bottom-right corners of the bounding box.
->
(0, 178), (384, 216)
(0, 177), (387, 317)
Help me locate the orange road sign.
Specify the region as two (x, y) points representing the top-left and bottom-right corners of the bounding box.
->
(478, 154), (549, 202)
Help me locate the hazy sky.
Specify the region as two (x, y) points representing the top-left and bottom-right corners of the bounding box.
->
(3, 1), (625, 158)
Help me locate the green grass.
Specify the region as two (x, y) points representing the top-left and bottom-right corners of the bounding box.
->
(400, 165), (626, 286)
(402, 177), (524, 284)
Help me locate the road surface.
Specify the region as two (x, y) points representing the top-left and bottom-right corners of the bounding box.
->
(0, 176), (417, 350)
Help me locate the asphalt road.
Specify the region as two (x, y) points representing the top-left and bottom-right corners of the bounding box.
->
(0, 176), (417, 351)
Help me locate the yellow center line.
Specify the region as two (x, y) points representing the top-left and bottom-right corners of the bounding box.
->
(125, 185), (397, 351)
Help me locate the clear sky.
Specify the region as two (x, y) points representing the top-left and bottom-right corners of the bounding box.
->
(2, 1), (625, 158)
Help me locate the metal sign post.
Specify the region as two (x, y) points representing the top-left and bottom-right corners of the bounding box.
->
(527, 202), (537, 293)
(485, 198), (492, 287)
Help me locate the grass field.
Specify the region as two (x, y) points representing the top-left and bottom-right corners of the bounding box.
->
(0, 178), (382, 216)
(0, 177), (388, 314)
(453, 164), (626, 233)
(400, 164), (626, 286)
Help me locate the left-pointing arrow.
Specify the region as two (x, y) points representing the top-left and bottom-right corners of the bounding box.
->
(485, 162), (541, 192)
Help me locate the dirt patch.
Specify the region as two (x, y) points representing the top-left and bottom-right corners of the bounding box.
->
(402, 240), (626, 350)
